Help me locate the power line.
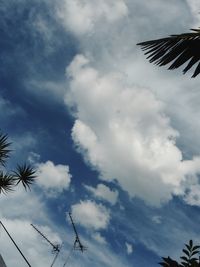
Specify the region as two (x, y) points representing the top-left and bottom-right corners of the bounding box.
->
(0, 221), (31, 267)
(62, 245), (74, 267)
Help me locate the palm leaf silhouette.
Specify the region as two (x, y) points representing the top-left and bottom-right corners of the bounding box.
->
(0, 133), (11, 166)
(137, 28), (200, 77)
(0, 172), (15, 194)
(13, 164), (36, 191)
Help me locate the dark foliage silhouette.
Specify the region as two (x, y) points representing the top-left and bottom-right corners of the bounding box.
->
(159, 240), (200, 267)
(137, 28), (200, 77)
(0, 133), (11, 166)
(13, 164), (36, 191)
(0, 132), (36, 194)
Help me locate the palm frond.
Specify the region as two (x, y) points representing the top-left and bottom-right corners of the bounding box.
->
(159, 256), (180, 267)
(13, 164), (36, 191)
(0, 133), (11, 166)
(137, 28), (200, 77)
(0, 171), (15, 194)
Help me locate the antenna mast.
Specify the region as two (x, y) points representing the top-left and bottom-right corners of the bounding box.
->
(68, 213), (86, 252)
(31, 224), (61, 267)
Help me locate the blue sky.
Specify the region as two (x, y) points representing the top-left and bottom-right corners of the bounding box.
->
(1, 1), (200, 266)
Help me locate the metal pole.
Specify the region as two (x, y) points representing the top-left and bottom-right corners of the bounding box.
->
(50, 250), (59, 267)
(69, 213), (79, 239)
(68, 213), (86, 252)
(30, 224), (59, 251)
(0, 221), (31, 267)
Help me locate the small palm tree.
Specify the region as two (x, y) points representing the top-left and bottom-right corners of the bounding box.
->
(0, 132), (36, 194)
(159, 240), (200, 267)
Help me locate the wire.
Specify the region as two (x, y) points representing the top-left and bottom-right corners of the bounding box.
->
(0, 221), (31, 267)
(50, 249), (60, 267)
(63, 245), (74, 267)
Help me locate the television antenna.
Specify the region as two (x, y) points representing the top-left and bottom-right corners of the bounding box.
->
(31, 223), (61, 267)
(68, 213), (87, 253)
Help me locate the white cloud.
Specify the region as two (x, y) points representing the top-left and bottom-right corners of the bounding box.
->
(28, 152), (41, 164)
(125, 242), (133, 255)
(185, 0), (200, 27)
(152, 215), (162, 224)
(0, 188), (46, 222)
(36, 160), (72, 197)
(71, 200), (110, 230)
(92, 232), (107, 244)
(84, 184), (118, 205)
(66, 54), (200, 206)
(25, 79), (66, 104)
(184, 184), (200, 206)
(57, 0), (128, 36)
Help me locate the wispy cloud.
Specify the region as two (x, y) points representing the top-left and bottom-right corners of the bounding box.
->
(125, 242), (133, 255)
(84, 183), (118, 205)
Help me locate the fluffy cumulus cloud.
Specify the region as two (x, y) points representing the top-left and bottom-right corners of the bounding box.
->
(58, 0), (200, 206)
(36, 160), (72, 196)
(84, 183), (118, 205)
(71, 200), (110, 230)
(65, 54), (200, 206)
(57, 0), (128, 36)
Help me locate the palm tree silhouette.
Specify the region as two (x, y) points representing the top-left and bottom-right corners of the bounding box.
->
(137, 28), (200, 77)
(0, 132), (36, 194)
(159, 240), (200, 267)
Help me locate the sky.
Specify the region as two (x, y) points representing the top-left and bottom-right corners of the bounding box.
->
(1, 0), (200, 266)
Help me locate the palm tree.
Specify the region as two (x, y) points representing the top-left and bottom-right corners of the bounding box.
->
(159, 240), (200, 267)
(137, 28), (200, 77)
(0, 132), (36, 194)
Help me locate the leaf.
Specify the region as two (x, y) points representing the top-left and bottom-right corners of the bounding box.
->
(192, 246), (200, 251)
(0, 133), (11, 166)
(13, 164), (36, 191)
(137, 29), (200, 77)
(185, 244), (191, 252)
(191, 251), (199, 256)
(180, 262), (188, 267)
(190, 240), (193, 249)
(180, 256), (189, 262)
(182, 249), (190, 257)
(159, 257), (179, 267)
(0, 172), (15, 194)
(189, 257), (198, 261)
